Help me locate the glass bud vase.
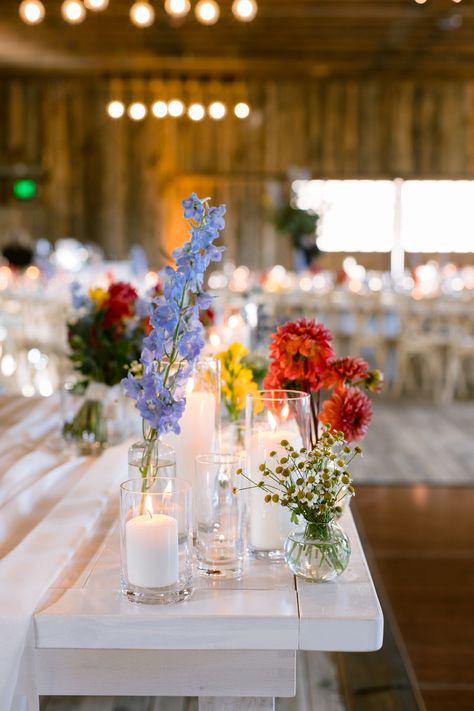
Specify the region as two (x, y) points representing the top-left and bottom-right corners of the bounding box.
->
(62, 380), (127, 456)
(284, 521), (351, 582)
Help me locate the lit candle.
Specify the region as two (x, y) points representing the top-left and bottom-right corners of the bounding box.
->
(248, 409), (302, 551)
(126, 495), (179, 588)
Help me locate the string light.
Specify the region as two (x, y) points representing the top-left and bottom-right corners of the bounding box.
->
(232, 0), (258, 22)
(168, 99), (185, 117)
(414, 0), (428, 4)
(164, 0), (191, 18)
(128, 102), (147, 120)
(130, 2), (155, 27)
(234, 102), (250, 119)
(208, 101), (226, 119)
(107, 100), (125, 118)
(152, 100), (168, 118)
(84, 0), (108, 9)
(61, 0), (87, 24)
(195, 0), (220, 25)
(188, 103), (205, 121)
(19, 0), (45, 24)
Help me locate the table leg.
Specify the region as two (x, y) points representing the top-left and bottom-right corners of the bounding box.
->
(199, 698), (275, 711)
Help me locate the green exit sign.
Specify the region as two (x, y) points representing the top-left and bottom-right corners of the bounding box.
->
(13, 179), (37, 200)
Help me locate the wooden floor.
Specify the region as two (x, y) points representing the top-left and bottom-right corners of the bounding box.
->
(353, 486), (474, 711)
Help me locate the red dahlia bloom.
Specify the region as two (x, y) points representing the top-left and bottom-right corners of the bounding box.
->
(321, 356), (369, 390)
(318, 386), (373, 442)
(102, 282), (138, 329)
(265, 318), (334, 392)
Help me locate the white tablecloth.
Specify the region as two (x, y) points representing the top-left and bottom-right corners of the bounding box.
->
(0, 395), (132, 710)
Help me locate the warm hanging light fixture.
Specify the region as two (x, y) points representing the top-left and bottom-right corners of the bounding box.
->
(208, 101), (227, 119)
(128, 102), (148, 120)
(188, 103), (205, 121)
(232, 0), (258, 22)
(61, 0), (87, 24)
(234, 101), (250, 119)
(195, 0), (220, 25)
(107, 100), (125, 118)
(164, 0), (191, 18)
(19, 0), (45, 24)
(84, 0), (109, 10)
(152, 100), (168, 118)
(130, 1), (155, 27)
(168, 99), (185, 117)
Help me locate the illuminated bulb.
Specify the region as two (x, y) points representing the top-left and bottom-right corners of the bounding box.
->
(165, 0), (191, 18)
(195, 0), (220, 25)
(61, 0), (87, 24)
(414, 0), (428, 4)
(130, 1), (155, 27)
(188, 103), (205, 121)
(168, 99), (185, 117)
(19, 0), (45, 25)
(107, 100), (125, 118)
(128, 102), (147, 120)
(234, 101), (250, 119)
(232, 0), (258, 22)
(25, 265), (40, 280)
(208, 101), (226, 119)
(84, 0), (108, 9)
(152, 100), (168, 118)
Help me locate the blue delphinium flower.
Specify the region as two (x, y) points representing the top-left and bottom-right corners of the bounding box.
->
(70, 281), (90, 310)
(122, 195), (225, 446)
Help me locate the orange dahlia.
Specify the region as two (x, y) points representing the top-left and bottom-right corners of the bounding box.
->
(321, 356), (369, 391)
(318, 386), (373, 442)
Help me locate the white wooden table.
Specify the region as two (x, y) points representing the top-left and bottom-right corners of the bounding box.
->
(31, 506), (383, 711)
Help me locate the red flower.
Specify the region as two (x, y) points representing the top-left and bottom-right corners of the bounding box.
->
(321, 357), (369, 390)
(318, 386), (372, 442)
(102, 282), (137, 329)
(265, 318), (334, 392)
(263, 363), (286, 391)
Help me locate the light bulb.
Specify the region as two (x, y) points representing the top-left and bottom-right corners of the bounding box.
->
(195, 0), (220, 25)
(208, 101), (226, 119)
(128, 102), (147, 120)
(107, 100), (125, 118)
(19, 0), (45, 24)
(152, 100), (168, 118)
(232, 0), (257, 22)
(188, 103), (205, 121)
(164, 0), (191, 18)
(414, 0), (428, 4)
(234, 102), (250, 119)
(84, 0), (109, 9)
(130, 2), (155, 27)
(61, 0), (87, 24)
(168, 99), (185, 117)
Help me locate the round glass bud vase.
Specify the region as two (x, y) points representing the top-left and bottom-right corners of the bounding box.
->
(62, 380), (127, 456)
(284, 521), (351, 582)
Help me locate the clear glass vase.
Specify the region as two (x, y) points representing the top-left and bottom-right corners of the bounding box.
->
(62, 380), (127, 456)
(284, 521), (351, 582)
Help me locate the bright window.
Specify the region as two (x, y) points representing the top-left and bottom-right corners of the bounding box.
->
(293, 179), (474, 253)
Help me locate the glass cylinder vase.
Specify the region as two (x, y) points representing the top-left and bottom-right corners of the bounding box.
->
(120, 477), (193, 604)
(62, 379), (127, 456)
(284, 521), (351, 582)
(128, 440), (176, 480)
(245, 390), (312, 560)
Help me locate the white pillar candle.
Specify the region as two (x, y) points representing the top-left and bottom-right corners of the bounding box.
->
(249, 426), (302, 551)
(126, 511), (179, 588)
(165, 391), (216, 488)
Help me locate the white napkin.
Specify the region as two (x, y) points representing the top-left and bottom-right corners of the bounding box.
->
(0, 438), (132, 711)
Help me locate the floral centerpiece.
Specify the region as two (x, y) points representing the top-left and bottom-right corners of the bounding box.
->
(64, 281), (150, 453)
(237, 428), (361, 581)
(263, 318), (383, 444)
(122, 194), (225, 481)
(218, 342), (259, 423)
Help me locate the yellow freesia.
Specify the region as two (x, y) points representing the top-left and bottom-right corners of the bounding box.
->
(88, 287), (109, 309)
(218, 342), (259, 422)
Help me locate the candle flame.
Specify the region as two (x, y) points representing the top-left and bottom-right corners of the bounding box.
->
(209, 332), (221, 346)
(163, 480), (173, 496)
(144, 494), (153, 518)
(281, 402), (290, 421)
(267, 409), (277, 431)
(186, 377), (195, 396)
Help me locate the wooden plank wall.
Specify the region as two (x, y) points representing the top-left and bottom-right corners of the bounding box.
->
(1, 77), (474, 268)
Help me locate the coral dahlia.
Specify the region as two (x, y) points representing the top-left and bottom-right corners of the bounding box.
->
(318, 386), (373, 442)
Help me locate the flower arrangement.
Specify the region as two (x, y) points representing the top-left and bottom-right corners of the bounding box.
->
(237, 428), (361, 579)
(263, 318), (382, 443)
(64, 281), (150, 451)
(122, 193), (225, 479)
(218, 342), (260, 422)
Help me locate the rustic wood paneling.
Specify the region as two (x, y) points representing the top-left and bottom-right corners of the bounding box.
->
(2, 77), (474, 267)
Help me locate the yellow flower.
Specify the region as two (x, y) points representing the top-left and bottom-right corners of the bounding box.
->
(218, 342), (259, 421)
(88, 287), (109, 309)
